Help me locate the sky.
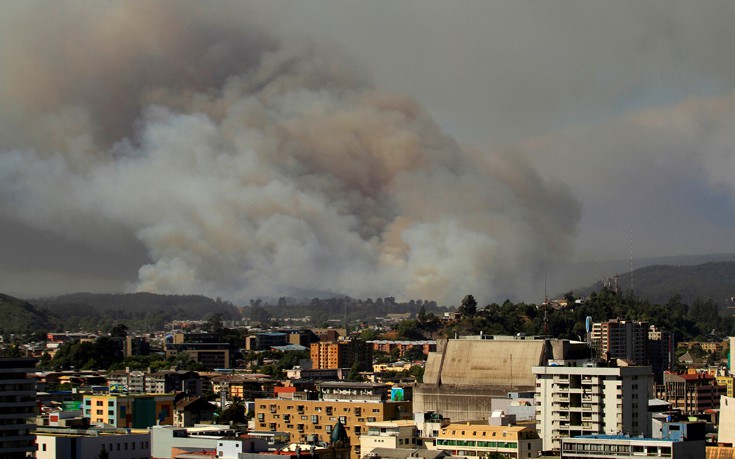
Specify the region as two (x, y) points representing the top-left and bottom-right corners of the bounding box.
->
(1, 1), (735, 305)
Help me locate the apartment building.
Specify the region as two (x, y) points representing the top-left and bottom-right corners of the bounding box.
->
(368, 341), (437, 357)
(656, 372), (726, 415)
(533, 364), (652, 452)
(165, 332), (233, 369)
(590, 319), (647, 364)
(648, 326), (673, 382)
(254, 397), (411, 459)
(310, 340), (372, 371)
(83, 394), (175, 428)
(0, 357), (37, 459)
(435, 423), (541, 459)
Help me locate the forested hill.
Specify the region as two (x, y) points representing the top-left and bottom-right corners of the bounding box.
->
(32, 292), (240, 332)
(0, 293), (56, 334)
(573, 262), (735, 307)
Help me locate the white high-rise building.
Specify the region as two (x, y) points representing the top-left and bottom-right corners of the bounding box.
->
(533, 364), (652, 452)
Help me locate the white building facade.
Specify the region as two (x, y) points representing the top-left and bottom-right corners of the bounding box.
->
(533, 364), (652, 452)
(36, 430), (150, 459)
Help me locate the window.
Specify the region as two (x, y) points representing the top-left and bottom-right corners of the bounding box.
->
(311, 415), (319, 424)
(97, 401), (104, 406)
(42, 444), (46, 452)
(339, 416), (347, 424)
(97, 410), (104, 415)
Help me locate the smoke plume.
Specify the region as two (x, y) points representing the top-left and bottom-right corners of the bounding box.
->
(0, 1), (579, 303)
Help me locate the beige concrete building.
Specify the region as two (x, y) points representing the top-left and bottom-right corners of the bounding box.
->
(718, 395), (735, 446)
(415, 336), (583, 422)
(360, 420), (418, 456)
(254, 398), (412, 459)
(435, 423), (541, 459)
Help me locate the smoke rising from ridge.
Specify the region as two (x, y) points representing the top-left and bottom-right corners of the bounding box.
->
(0, 2), (580, 303)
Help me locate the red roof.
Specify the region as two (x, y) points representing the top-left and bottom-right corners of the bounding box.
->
(274, 386), (297, 393)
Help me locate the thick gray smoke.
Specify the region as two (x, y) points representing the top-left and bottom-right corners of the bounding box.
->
(0, 1), (579, 303)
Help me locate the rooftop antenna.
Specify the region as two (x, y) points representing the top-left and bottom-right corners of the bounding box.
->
(543, 272), (549, 336)
(629, 224), (634, 296)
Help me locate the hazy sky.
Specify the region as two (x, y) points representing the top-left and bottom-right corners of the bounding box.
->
(1, 1), (734, 304)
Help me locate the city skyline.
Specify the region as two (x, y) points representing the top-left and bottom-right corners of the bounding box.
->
(1, 1), (735, 303)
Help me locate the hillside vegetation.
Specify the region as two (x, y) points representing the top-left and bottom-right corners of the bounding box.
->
(0, 293), (56, 335)
(31, 292), (239, 332)
(573, 261), (735, 307)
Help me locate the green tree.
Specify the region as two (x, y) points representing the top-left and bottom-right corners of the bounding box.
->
(249, 306), (271, 324)
(458, 295), (478, 317)
(218, 397), (246, 424)
(109, 323), (128, 338)
(359, 328), (381, 341)
(347, 360), (363, 381)
(396, 320), (424, 340)
(206, 313), (224, 333)
(403, 346), (427, 361)
(408, 365), (425, 383)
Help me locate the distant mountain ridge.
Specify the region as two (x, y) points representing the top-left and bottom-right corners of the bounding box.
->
(0, 293), (56, 334)
(571, 261), (735, 307)
(30, 292), (240, 332)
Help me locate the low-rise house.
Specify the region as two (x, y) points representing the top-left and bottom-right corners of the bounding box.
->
(360, 420), (418, 457)
(174, 396), (217, 427)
